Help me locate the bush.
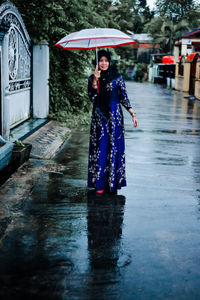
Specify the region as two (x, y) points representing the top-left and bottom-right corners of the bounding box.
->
(135, 63), (148, 82)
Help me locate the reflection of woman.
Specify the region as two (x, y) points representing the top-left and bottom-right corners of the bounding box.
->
(88, 50), (138, 194)
(87, 192), (125, 270)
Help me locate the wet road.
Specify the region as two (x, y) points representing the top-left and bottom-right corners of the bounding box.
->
(1, 82), (200, 299)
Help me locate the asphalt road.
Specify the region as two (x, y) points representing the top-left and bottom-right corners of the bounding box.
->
(0, 81), (200, 299)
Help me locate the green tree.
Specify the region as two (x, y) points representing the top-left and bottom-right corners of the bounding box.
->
(111, 0), (153, 33)
(92, 0), (117, 28)
(185, 3), (200, 29)
(111, 0), (137, 31)
(111, 0), (154, 63)
(145, 17), (190, 53)
(9, 0), (110, 121)
(145, 0), (200, 53)
(135, 0), (154, 20)
(155, 0), (198, 22)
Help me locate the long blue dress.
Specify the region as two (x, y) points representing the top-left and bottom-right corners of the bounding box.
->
(88, 74), (133, 192)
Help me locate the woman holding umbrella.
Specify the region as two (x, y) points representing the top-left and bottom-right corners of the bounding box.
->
(88, 50), (138, 194)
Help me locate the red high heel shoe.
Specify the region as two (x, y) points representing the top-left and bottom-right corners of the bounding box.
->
(96, 189), (104, 194)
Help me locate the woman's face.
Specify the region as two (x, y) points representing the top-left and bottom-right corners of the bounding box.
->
(98, 56), (109, 71)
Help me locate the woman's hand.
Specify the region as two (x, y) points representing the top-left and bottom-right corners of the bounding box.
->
(128, 109), (138, 128)
(92, 65), (101, 89)
(132, 115), (138, 128)
(93, 65), (101, 81)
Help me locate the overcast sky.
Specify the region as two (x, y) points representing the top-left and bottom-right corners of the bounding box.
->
(146, 0), (156, 10)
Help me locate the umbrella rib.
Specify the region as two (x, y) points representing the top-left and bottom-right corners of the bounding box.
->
(88, 39), (91, 48)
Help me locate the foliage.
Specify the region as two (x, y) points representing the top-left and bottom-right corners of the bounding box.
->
(10, 0), (110, 118)
(116, 57), (136, 77)
(150, 0), (200, 53)
(111, 0), (153, 62)
(111, 0), (152, 33)
(49, 110), (92, 129)
(91, 0), (117, 28)
(144, 17), (190, 53)
(155, 0), (198, 22)
(14, 140), (25, 148)
(135, 62), (147, 81)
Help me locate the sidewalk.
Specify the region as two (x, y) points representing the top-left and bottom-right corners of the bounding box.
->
(0, 120), (70, 240)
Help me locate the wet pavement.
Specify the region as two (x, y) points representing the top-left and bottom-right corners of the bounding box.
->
(0, 82), (200, 299)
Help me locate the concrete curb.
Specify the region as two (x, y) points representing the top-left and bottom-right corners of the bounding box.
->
(23, 120), (70, 159)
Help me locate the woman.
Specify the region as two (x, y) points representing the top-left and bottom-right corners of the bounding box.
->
(88, 50), (138, 194)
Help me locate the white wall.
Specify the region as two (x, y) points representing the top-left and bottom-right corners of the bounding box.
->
(6, 89), (31, 128)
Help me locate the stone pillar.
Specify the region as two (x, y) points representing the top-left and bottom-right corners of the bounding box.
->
(175, 63), (181, 90)
(175, 62), (179, 77)
(2, 33), (10, 140)
(195, 60), (200, 79)
(174, 46), (179, 63)
(183, 61), (191, 93)
(33, 40), (49, 118)
(194, 60), (200, 100)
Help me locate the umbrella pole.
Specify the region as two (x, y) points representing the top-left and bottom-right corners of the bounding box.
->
(96, 47), (98, 68)
(95, 47), (100, 94)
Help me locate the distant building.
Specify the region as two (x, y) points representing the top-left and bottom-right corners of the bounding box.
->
(131, 33), (160, 64)
(174, 28), (200, 99)
(174, 28), (200, 61)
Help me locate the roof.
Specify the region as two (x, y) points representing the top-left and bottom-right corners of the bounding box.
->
(131, 33), (157, 48)
(132, 33), (153, 41)
(185, 28), (200, 38)
(175, 28), (200, 45)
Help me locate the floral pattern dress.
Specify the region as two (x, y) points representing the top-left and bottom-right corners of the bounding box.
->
(88, 75), (133, 192)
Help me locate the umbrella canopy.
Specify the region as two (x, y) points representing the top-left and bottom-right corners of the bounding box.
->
(55, 28), (136, 50)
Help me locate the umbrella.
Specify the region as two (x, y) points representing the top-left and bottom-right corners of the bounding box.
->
(55, 28), (136, 65)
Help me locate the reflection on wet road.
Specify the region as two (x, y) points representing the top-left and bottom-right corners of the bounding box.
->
(0, 82), (200, 299)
